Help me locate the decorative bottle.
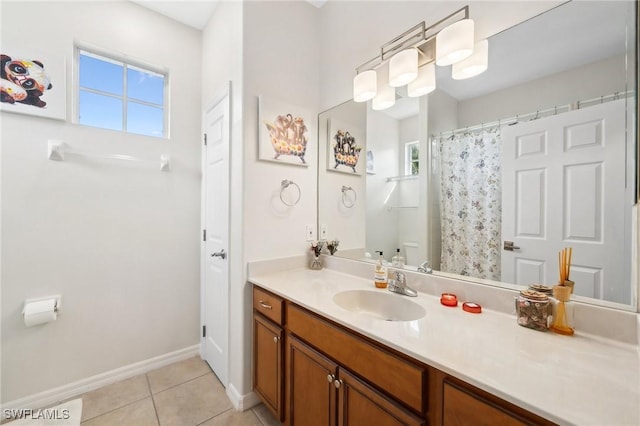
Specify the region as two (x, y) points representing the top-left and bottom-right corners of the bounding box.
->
(550, 285), (574, 335)
(391, 248), (405, 268)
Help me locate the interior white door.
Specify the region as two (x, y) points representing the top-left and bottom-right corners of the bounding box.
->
(202, 85), (230, 385)
(501, 100), (628, 302)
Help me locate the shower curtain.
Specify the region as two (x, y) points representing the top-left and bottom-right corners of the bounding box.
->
(439, 129), (502, 280)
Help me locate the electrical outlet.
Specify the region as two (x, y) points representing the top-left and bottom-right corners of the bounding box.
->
(320, 224), (328, 240)
(306, 225), (315, 241)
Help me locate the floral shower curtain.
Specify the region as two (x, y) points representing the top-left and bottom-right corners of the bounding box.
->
(439, 129), (502, 280)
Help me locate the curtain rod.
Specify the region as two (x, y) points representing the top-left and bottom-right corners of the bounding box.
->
(433, 90), (634, 139)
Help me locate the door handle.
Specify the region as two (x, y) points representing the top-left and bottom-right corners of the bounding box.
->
(211, 249), (226, 259)
(503, 241), (520, 251)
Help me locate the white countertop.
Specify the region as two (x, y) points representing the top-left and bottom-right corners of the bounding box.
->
(249, 266), (640, 426)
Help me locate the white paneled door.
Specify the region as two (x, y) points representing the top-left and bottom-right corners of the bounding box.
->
(501, 100), (628, 302)
(202, 85), (230, 385)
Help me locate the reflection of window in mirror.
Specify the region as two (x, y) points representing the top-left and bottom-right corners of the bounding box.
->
(405, 141), (419, 175)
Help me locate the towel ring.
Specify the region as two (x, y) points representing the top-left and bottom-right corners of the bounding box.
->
(280, 180), (301, 206)
(341, 185), (357, 208)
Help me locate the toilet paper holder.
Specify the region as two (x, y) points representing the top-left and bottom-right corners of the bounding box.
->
(22, 295), (62, 315)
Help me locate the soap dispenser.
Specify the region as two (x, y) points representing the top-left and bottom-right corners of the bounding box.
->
(374, 251), (388, 289)
(392, 248), (405, 268)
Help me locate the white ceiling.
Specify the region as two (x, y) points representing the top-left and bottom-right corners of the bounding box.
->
(129, 0), (220, 30)
(130, 0), (326, 30)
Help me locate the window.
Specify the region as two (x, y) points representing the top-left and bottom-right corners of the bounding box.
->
(405, 141), (419, 175)
(77, 48), (167, 138)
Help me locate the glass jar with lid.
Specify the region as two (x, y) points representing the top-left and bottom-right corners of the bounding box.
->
(516, 289), (550, 331)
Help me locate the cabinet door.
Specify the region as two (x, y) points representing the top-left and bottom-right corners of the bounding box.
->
(254, 313), (283, 421)
(337, 369), (425, 426)
(287, 336), (338, 426)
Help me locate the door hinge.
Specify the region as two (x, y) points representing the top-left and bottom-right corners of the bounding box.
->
(204, 133), (207, 146)
(202, 325), (206, 338)
(203, 229), (206, 242)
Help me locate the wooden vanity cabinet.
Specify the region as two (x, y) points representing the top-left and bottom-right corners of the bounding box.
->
(287, 336), (425, 426)
(285, 302), (427, 426)
(253, 287), (285, 421)
(252, 284), (555, 426)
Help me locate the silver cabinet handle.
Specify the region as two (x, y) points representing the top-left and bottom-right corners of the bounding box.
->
(259, 301), (272, 310)
(211, 249), (227, 259)
(334, 379), (343, 389)
(503, 241), (520, 251)
(327, 374), (335, 383)
(273, 336), (279, 343)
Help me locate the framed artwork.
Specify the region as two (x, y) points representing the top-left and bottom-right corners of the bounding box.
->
(258, 96), (313, 167)
(0, 48), (66, 121)
(327, 118), (365, 175)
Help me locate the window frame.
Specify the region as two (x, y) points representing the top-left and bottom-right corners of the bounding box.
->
(74, 44), (169, 138)
(404, 140), (420, 176)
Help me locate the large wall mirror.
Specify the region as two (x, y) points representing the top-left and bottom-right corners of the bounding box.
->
(318, 1), (638, 310)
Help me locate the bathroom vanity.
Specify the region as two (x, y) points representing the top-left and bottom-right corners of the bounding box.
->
(249, 259), (639, 426)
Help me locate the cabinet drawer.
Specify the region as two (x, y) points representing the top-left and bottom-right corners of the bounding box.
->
(442, 377), (556, 426)
(253, 286), (284, 325)
(287, 303), (427, 414)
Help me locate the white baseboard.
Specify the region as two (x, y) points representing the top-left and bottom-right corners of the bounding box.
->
(226, 383), (261, 412)
(2, 344), (200, 411)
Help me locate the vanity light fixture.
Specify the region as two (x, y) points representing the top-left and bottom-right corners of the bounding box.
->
(352, 6), (486, 108)
(408, 62), (436, 97)
(435, 18), (475, 66)
(372, 64), (396, 110)
(451, 39), (488, 79)
(388, 48), (419, 87)
(353, 69), (377, 102)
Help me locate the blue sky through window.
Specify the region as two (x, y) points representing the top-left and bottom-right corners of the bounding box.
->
(78, 50), (165, 138)
(128, 67), (164, 105)
(79, 91), (122, 131)
(79, 54), (123, 95)
(127, 102), (163, 137)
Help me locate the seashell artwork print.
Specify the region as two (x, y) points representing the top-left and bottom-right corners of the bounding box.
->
(263, 113), (308, 164)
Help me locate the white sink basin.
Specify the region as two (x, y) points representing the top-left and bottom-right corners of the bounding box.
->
(333, 289), (425, 321)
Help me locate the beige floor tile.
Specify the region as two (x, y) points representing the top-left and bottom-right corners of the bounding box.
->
(147, 356), (211, 394)
(153, 374), (232, 426)
(81, 397), (158, 426)
(198, 408), (262, 426)
(80, 374), (150, 422)
(252, 404), (281, 426)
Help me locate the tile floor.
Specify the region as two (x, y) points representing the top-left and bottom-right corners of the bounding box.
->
(69, 356), (279, 426)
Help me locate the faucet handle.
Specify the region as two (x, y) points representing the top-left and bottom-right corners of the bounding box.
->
(418, 261), (432, 274)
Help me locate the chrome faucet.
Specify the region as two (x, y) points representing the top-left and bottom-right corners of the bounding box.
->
(418, 261), (432, 274)
(388, 271), (418, 297)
